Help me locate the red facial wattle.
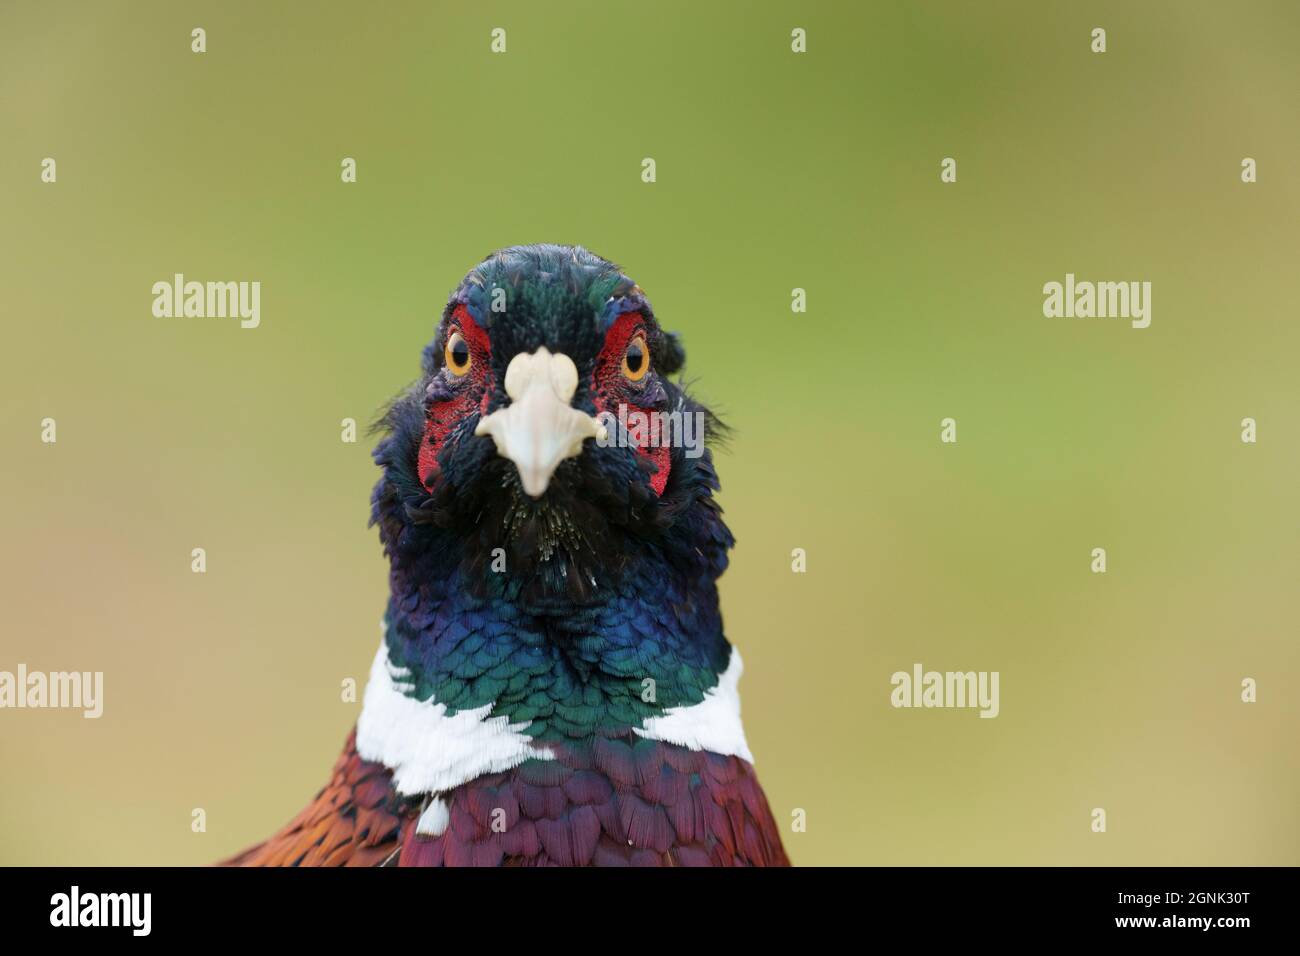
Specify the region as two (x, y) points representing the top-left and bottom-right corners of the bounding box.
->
(592, 312), (671, 496)
(418, 306), (492, 492)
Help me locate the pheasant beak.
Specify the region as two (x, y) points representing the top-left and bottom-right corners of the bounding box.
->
(474, 348), (608, 498)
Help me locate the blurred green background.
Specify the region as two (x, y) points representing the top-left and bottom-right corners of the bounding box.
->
(2, 1), (1297, 866)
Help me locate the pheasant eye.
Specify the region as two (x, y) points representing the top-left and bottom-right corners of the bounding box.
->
(444, 331), (472, 376)
(622, 335), (649, 382)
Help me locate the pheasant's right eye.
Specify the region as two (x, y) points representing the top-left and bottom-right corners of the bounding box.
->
(445, 331), (472, 376)
(621, 334), (649, 382)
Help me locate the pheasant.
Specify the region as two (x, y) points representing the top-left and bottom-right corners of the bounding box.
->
(226, 245), (789, 866)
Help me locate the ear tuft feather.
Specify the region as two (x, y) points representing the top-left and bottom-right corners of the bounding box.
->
(657, 331), (686, 375)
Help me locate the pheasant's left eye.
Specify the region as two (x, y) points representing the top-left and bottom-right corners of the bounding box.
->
(622, 335), (649, 382)
(445, 331), (472, 376)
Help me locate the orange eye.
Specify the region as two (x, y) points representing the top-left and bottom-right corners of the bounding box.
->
(444, 331), (472, 376)
(621, 334), (649, 382)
